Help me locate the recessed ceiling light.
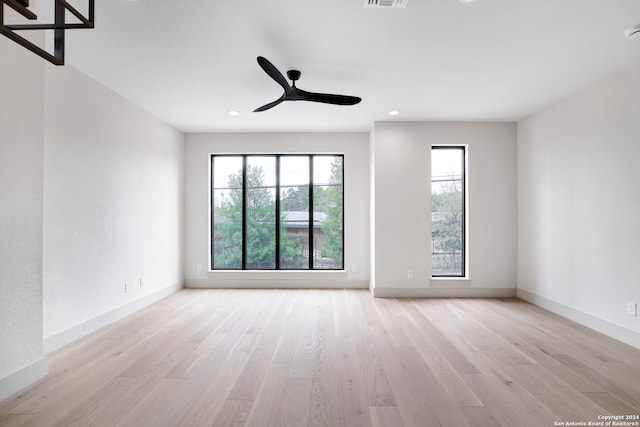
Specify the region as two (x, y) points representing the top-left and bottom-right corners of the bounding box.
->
(389, 111), (400, 116)
(625, 24), (640, 39)
(228, 110), (240, 116)
(458, 0), (477, 3)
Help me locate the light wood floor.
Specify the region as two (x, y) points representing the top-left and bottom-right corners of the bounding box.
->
(1, 289), (639, 427)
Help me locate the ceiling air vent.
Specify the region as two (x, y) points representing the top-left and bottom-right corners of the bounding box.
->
(365, 0), (408, 8)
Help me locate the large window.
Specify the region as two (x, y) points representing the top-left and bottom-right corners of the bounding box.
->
(211, 154), (344, 270)
(431, 146), (466, 277)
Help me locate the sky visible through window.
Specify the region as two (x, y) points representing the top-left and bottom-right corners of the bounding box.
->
(212, 155), (336, 204)
(431, 148), (462, 187)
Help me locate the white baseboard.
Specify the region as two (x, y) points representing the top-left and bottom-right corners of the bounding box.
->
(44, 282), (183, 354)
(185, 278), (369, 289)
(372, 287), (517, 298)
(517, 289), (639, 350)
(0, 356), (48, 403)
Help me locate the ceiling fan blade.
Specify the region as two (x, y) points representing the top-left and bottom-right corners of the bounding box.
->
(298, 89), (362, 106)
(253, 94), (286, 112)
(257, 56), (291, 93)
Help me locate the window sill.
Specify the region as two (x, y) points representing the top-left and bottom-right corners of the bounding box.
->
(207, 269), (348, 277)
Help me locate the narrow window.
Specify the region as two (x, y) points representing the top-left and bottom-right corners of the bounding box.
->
(431, 146), (466, 277)
(211, 154), (344, 270)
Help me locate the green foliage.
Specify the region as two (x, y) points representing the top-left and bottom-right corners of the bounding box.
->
(320, 157), (343, 265)
(213, 178), (243, 268)
(214, 164), (304, 268)
(281, 186), (309, 211)
(431, 178), (462, 254)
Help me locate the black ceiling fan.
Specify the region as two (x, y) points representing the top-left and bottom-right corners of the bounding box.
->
(254, 56), (362, 112)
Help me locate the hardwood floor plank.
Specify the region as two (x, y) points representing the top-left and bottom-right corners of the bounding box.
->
(399, 301), (483, 407)
(332, 335), (373, 427)
(435, 316), (563, 426)
(271, 292), (309, 366)
(115, 378), (185, 427)
(0, 413), (32, 427)
(1, 290), (638, 427)
(278, 378), (312, 427)
(307, 334), (335, 427)
(551, 354), (640, 409)
(408, 299), (481, 374)
(166, 333), (225, 379)
(475, 299), (640, 393)
(175, 332), (261, 427)
(459, 406), (503, 427)
(146, 292), (271, 426)
(353, 333), (397, 407)
(227, 329), (283, 400)
(289, 333), (318, 380)
(244, 363), (290, 427)
(499, 363), (606, 421)
(582, 392), (640, 415)
(368, 406), (405, 427)
(370, 298), (414, 347)
(437, 299), (540, 367)
(50, 376), (146, 427)
(212, 400), (253, 427)
(5, 292), (209, 418)
(438, 302), (609, 397)
(370, 326), (470, 427)
(460, 372), (557, 427)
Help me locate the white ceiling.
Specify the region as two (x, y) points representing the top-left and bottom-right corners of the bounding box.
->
(61, 0), (640, 133)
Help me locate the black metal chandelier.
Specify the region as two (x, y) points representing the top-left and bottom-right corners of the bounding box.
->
(0, 0), (94, 65)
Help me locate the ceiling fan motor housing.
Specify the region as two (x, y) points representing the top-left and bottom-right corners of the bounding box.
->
(287, 70), (301, 82)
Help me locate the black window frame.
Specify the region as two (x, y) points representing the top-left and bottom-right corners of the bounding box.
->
(210, 153), (345, 271)
(431, 145), (466, 278)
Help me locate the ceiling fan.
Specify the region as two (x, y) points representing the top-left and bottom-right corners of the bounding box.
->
(254, 56), (362, 112)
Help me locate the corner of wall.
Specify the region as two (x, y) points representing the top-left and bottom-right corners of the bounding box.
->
(0, 357), (48, 403)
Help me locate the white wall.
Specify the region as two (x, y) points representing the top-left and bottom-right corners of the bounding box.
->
(371, 122), (517, 296)
(517, 60), (640, 348)
(184, 132), (370, 288)
(0, 37), (48, 401)
(42, 66), (184, 351)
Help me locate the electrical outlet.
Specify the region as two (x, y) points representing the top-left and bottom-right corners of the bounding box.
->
(196, 264), (202, 272)
(627, 301), (637, 316)
(408, 270), (414, 279)
(139, 278), (144, 288)
(124, 282), (128, 293)
(351, 264), (358, 272)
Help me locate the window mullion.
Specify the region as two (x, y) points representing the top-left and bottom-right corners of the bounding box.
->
(275, 155), (281, 270)
(210, 155), (215, 270)
(461, 150), (466, 277)
(308, 155), (314, 270)
(241, 155), (247, 270)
